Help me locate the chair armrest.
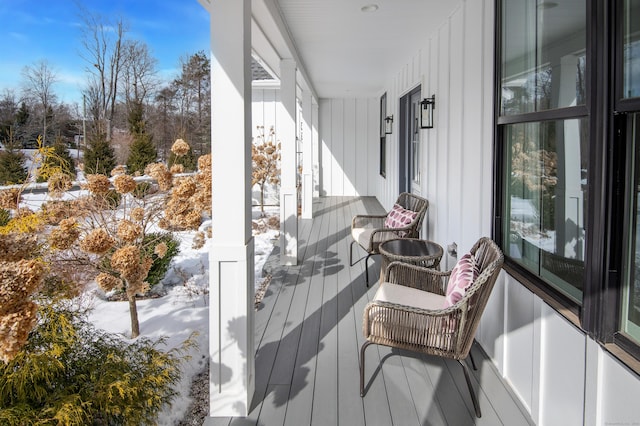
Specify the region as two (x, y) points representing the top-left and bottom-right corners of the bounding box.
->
(352, 214), (387, 229)
(385, 261), (450, 295)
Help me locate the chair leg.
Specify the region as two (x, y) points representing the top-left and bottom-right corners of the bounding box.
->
(349, 240), (355, 266)
(359, 341), (372, 397)
(364, 254), (372, 287)
(469, 350), (477, 371)
(458, 359), (481, 417)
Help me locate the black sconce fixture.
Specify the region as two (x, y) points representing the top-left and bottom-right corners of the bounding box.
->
(420, 95), (435, 129)
(384, 115), (394, 134)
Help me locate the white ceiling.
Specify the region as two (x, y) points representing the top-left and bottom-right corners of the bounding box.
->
(252, 0), (458, 99)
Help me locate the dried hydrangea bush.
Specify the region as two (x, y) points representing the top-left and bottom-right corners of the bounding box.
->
(0, 137), (212, 349)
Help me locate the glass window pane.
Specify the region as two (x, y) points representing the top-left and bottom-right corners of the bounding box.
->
(504, 119), (588, 303)
(624, 0), (640, 99)
(501, 0), (586, 115)
(622, 114), (640, 343)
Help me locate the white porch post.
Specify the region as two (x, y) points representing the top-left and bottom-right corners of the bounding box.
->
(280, 59), (298, 265)
(312, 101), (320, 198)
(208, 0), (254, 417)
(301, 90), (314, 219)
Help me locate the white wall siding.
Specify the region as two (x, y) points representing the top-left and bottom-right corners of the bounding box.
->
(504, 274), (538, 414)
(252, 88), (281, 205)
(343, 99), (357, 196)
(252, 88), (280, 135)
(317, 98), (377, 196)
(539, 303), (586, 425)
(597, 348), (640, 424)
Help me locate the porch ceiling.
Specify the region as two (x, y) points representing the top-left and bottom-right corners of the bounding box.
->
(252, 0), (457, 99)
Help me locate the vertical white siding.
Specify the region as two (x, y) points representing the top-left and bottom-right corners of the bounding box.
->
(252, 88), (280, 137)
(252, 88), (281, 205)
(343, 99), (356, 196)
(317, 98), (378, 196)
(539, 303), (586, 425)
(355, 99), (369, 195)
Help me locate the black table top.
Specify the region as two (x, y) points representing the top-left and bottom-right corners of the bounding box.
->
(379, 238), (443, 258)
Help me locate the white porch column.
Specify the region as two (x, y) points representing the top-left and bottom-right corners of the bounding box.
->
(280, 59), (298, 265)
(312, 101), (320, 198)
(301, 90), (314, 219)
(208, 0), (254, 417)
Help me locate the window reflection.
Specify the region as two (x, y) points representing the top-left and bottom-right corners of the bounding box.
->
(624, 0), (640, 98)
(501, 0), (586, 114)
(623, 114), (640, 342)
(504, 119), (587, 302)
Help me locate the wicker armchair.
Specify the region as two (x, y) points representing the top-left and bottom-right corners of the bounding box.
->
(350, 192), (428, 286)
(359, 237), (504, 418)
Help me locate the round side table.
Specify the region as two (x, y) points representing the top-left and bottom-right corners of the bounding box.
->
(379, 238), (444, 281)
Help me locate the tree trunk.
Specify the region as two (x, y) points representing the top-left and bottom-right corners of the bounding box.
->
(260, 184), (265, 215)
(128, 294), (140, 338)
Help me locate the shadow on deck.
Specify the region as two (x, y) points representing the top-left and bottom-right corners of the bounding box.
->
(206, 196), (534, 426)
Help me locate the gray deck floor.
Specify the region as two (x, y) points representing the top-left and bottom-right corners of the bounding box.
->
(207, 196), (535, 426)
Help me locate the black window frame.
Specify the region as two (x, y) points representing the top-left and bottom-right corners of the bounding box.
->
(493, 0), (640, 367)
(380, 93), (387, 178)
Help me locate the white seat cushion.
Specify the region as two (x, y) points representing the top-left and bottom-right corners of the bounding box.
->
(351, 227), (375, 249)
(374, 282), (445, 311)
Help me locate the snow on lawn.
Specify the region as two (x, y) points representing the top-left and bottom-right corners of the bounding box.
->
(15, 185), (280, 423)
(86, 213), (277, 424)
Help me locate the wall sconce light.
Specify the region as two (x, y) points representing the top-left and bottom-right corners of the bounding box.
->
(420, 95), (435, 129)
(384, 115), (394, 134)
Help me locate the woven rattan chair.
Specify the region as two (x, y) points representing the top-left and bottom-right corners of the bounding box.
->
(359, 237), (504, 417)
(350, 192), (428, 286)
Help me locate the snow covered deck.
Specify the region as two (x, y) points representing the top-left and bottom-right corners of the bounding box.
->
(207, 196), (534, 425)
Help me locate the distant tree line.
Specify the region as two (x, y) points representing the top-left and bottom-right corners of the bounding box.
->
(0, 5), (211, 184)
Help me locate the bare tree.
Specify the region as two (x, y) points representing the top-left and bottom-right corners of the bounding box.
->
(173, 51), (211, 156)
(120, 40), (159, 108)
(21, 60), (58, 145)
(150, 86), (177, 160)
(78, 7), (127, 141)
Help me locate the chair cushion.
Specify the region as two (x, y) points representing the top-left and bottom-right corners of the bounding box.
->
(374, 282), (446, 311)
(351, 227), (375, 249)
(444, 253), (480, 308)
(384, 203), (417, 236)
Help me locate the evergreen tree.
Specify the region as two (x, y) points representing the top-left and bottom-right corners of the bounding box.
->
(127, 132), (157, 174)
(126, 101), (157, 175)
(36, 135), (75, 182)
(0, 145), (28, 185)
(83, 133), (116, 175)
(168, 148), (197, 172)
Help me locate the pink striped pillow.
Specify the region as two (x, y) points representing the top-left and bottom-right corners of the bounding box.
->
(444, 253), (480, 308)
(384, 203), (417, 236)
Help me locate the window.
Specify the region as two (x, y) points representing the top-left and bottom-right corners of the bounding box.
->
(623, 0), (640, 99)
(622, 113), (640, 344)
(501, 0), (586, 115)
(619, 0), (640, 347)
(496, 0), (640, 362)
(380, 93), (387, 178)
(498, 0), (587, 307)
(503, 119), (587, 304)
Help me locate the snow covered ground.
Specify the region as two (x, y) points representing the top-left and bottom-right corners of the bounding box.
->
(14, 185), (279, 424)
(85, 214), (278, 424)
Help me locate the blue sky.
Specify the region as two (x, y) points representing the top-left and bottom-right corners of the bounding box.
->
(0, 0), (210, 106)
